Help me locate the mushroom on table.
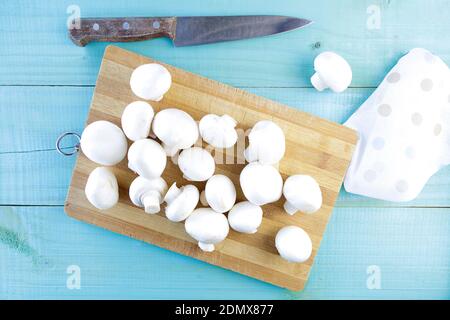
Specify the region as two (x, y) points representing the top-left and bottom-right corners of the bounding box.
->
(80, 120), (128, 166)
(85, 167), (119, 210)
(185, 208), (229, 252)
(228, 201), (263, 234)
(311, 51), (352, 93)
(164, 183), (200, 222)
(204, 174), (237, 213)
(283, 175), (322, 215)
(121, 101), (154, 141)
(130, 63), (172, 101)
(244, 120), (285, 165)
(152, 108), (199, 156)
(129, 176), (168, 214)
(127, 139), (167, 180)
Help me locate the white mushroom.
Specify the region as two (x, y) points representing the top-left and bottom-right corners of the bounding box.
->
(121, 101), (154, 141)
(185, 208), (229, 252)
(240, 162), (283, 206)
(178, 147), (215, 182)
(130, 63), (172, 101)
(283, 175), (322, 215)
(244, 120), (285, 165)
(228, 201), (263, 234)
(80, 120), (127, 166)
(275, 226), (312, 263)
(127, 139), (166, 180)
(129, 176), (168, 214)
(199, 114), (238, 148)
(164, 182), (199, 222)
(204, 175), (236, 213)
(152, 108), (199, 156)
(85, 167), (119, 210)
(311, 51), (352, 93)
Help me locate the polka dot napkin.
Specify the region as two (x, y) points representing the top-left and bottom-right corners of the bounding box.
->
(344, 48), (450, 202)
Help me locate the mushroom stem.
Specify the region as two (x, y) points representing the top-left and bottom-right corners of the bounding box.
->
(283, 201), (298, 215)
(164, 183), (181, 204)
(311, 72), (327, 91)
(162, 142), (179, 157)
(198, 242), (215, 252)
(142, 191), (162, 214)
(243, 147), (258, 163)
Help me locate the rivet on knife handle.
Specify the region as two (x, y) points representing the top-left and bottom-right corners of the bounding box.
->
(68, 17), (177, 47)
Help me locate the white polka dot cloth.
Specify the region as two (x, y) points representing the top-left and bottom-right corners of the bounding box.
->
(344, 48), (450, 202)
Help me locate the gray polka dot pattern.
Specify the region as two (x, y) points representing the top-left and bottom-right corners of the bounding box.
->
(373, 162), (385, 172)
(387, 72), (401, 83)
(343, 48), (449, 202)
(411, 113), (423, 126)
(405, 146), (415, 159)
(395, 180), (409, 193)
(434, 124), (442, 136)
(372, 137), (385, 150)
(378, 104), (392, 117)
(420, 78), (433, 91)
(364, 170), (377, 182)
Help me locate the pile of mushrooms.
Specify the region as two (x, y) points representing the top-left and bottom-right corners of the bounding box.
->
(79, 62), (325, 264)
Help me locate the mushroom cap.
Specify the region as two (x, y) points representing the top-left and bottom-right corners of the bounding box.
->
(283, 175), (322, 214)
(199, 114), (238, 148)
(228, 201), (263, 234)
(185, 208), (229, 250)
(129, 176), (168, 213)
(178, 147), (215, 181)
(127, 139), (167, 179)
(164, 183), (199, 222)
(152, 108), (199, 156)
(205, 174), (237, 213)
(312, 51), (352, 93)
(85, 167), (118, 210)
(244, 120), (285, 165)
(80, 120), (127, 166)
(130, 63), (172, 101)
(240, 162), (283, 206)
(275, 226), (312, 263)
(121, 101), (154, 141)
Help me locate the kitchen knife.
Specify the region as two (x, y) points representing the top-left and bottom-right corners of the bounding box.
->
(69, 15), (312, 47)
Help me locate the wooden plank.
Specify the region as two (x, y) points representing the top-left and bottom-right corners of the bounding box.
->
(1, 85), (450, 207)
(1, 206), (449, 299)
(1, 0), (449, 86)
(64, 46), (357, 290)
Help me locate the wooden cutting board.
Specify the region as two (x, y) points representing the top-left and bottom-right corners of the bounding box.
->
(65, 45), (358, 291)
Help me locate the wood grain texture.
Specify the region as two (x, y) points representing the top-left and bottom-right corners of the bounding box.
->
(65, 45), (357, 290)
(1, 0), (449, 86)
(2, 206), (449, 299)
(2, 86), (450, 208)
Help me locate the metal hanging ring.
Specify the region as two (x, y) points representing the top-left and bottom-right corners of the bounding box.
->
(56, 132), (81, 156)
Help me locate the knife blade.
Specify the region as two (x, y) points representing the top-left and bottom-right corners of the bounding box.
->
(69, 15), (312, 47)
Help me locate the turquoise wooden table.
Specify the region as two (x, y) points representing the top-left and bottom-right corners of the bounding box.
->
(1, 0), (449, 299)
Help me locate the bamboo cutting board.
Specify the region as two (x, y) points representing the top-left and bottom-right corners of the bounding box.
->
(65, 45), (357, 291)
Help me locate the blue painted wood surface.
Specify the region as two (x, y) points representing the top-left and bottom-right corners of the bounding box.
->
(1, 0), (449, 299)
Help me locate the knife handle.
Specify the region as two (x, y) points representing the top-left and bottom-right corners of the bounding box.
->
(68, 17), (177, 46)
